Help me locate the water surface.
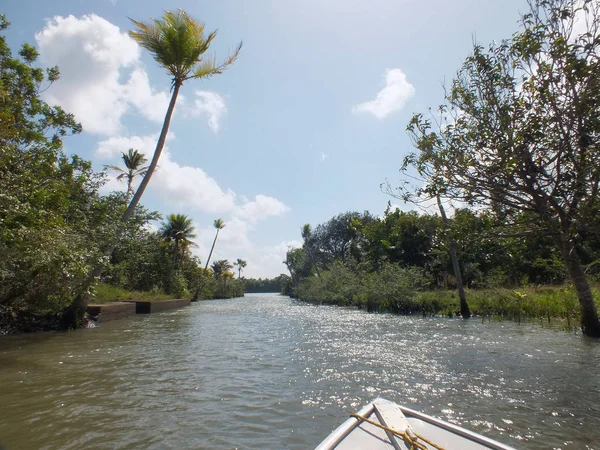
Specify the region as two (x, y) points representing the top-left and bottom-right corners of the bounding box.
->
(1, 294), (599, 449)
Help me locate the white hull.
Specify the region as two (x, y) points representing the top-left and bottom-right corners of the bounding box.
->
(316, 398), (516, 450)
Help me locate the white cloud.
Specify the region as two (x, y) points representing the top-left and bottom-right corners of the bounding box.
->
(151, 151), (237, 214)
(320, 152), (329, 161)
(186, 90), (227, 132)
(236, 195), (290, 223)
(35, 15), (174, 135)
(96, 133), (160, 159)
(352, 68), (415, 119)
(124, 69), (171, 123)
(244, 240), (303, 278)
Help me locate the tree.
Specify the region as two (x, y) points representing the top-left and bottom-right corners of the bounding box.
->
(212, 259), (233, 295)
(406, 0), (600, 335)
(192, 218), (226, 300)
(301, 224), (321, 277)
(205, 218), (226, 270)
(0, 16), (114, 332)
(234, 258), (247, 279)
(62, 10), (241, 326)
(104, 149), (149, 203)
(160, 214), (197, 266)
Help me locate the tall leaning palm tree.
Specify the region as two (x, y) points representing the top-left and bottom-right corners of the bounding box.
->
(60, 11), (241, 328)
(193, 218), (225, 301)
(123, 12), (242, 227)
(160, 213), (197, 266)
(104, 148), (149, 203)
(204, 218), (226, 270)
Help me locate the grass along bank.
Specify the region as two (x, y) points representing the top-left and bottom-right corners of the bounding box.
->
(292, 263), (599, 330)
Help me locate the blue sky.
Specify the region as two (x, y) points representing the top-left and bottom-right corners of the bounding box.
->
(4, 0), (527, 277)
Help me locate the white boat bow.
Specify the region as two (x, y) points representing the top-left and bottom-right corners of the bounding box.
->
(316, 398), (517, 450)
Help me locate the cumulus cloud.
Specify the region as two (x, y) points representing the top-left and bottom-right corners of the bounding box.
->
(236, 195), (290, 223)
(35, 14), (142, 135)
(244, 240), (303, 278)
(151, 151), (237, 214)
(124, 68), (171, 123)
(35, 14), (226, 135)
(352, 68), (415, 119)
(186, 90), (227, 132)
(96, 133), (160, 159)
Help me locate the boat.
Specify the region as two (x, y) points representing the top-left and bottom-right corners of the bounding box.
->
(315, 398), (517, 450)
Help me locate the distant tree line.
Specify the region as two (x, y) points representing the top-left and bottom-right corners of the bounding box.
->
(244, 275), (291, 293)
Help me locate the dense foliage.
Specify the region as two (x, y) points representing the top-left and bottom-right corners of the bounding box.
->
(400, 0), (600, 335)
(285, 205), (600, 326)
(0, 17), (242, 333)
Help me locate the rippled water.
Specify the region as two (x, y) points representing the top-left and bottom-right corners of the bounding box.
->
(1, 294), (599, 449)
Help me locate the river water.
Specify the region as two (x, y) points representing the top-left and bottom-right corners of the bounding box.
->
(0, 294), (599, 449)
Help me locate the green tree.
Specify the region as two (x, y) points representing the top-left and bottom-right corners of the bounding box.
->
(406, 0), (600, 335)
(160, 214), (197, 266)
(234, 258), (247, 279)
(0, 16), (114, 332)
(205, 218), (226, 270)
(212, 259), (234, 297)
(104, 149), (149, 203)
(301, 224), (321, 278)
(62, 10), (241, 326)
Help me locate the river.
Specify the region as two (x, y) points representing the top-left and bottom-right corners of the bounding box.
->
(0, 294), (599, 449)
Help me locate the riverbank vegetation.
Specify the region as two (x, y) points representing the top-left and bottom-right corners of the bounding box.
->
(285, 206), (599, 331)
(0, 13), (243, 334)
(286, 0), (600, 336)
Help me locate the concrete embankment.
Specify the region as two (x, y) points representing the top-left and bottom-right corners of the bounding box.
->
(125, 299), (191, 314)
(86, 302), (136, 322)
(86, 299), (191, 322)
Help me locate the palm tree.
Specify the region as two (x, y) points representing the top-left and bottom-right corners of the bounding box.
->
(160, 213), (197, 266)
(205, 218), (226, 270)
(234, 258), (247, 279)
(122, 11), (242, 228)
(60, 11), (241, 328)
(211, 259), (233, 279)
(193, 218), (226, 300)
(104, 148), (149, 202)
(212, 259), (233, 296)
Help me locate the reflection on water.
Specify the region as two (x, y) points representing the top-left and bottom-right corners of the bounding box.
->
(0, 294), (599, 449)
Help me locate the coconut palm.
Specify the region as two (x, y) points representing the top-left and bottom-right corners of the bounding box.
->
(122, 11), (242, 227)
(60, 11), (241, 328)
(193, 218), (226, 300)
(211, 259), (233, 279)
(234, 258), (247, 279)
(160, 213), (197, 266)
(212, 259), (233, 295)
(204, 218), (226, 270)
(104, 148), (149, 202)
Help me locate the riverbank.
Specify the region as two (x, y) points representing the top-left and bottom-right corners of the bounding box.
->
(294, 280), (600, 330)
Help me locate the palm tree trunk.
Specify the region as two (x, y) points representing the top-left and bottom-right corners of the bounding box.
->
(126, 174), (133, 204)
(558, 232), (600, 337)
(437, 195), (470, 319)
(193, 229), (221, 300)
(59, 81), (183, 329)
(204, 229), (220, 270)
